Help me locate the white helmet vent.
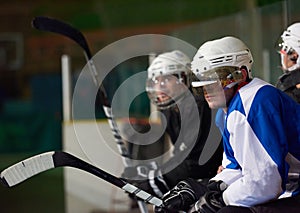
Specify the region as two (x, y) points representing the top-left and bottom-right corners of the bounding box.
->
(191, 36), (253, 79)
(210, 55), (234, 65)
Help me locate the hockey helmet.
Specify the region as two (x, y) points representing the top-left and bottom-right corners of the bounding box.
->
(146, 50), (191, 109)
(191, 36), (253, 89)
(276, 22), (300, 71)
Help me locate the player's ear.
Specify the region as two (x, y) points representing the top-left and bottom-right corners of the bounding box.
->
(240, 67), (248, 81)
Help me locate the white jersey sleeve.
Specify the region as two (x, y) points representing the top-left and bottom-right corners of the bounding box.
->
(212, 78), (300, 207)
(222, 109), (282, 206)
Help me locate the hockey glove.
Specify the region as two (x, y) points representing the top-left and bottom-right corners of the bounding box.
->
(154, 178), (208, 212)
(190, 191), (226, 213)
(207, 180), (228, 192)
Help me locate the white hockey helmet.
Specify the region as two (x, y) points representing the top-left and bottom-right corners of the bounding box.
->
(191, 36), (253, 88)
(146, 50), (191, 109)
(276, 22), (300, 71)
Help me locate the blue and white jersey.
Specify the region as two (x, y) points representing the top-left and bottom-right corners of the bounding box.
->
(211, 78), (300, 207)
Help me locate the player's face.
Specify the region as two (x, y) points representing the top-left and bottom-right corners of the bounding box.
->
(203, 81), (235, 109)
(280, 48), (298, 71)
(152, 75), (186, 104)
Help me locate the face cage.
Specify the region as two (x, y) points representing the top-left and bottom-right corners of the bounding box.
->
(279, 43), (295, 56)
(146, 74), (188, 110)
(276, 35), (295, 55)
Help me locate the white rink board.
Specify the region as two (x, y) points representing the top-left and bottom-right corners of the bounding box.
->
(62, 120), (130, 213)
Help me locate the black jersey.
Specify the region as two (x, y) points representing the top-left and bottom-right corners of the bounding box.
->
(276, 69), (300, 103)
(160, 88), (223, 187)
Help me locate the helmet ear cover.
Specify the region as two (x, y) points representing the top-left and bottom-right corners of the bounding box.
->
(215, 67), (244, 89)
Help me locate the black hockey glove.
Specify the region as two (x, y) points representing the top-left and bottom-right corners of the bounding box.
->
(154, 178), (208, 212)
(207, 180), (228, 192)
(121, 164), (169, 198)
(190, 191), (226, 213)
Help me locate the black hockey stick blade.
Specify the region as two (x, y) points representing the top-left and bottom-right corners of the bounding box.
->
(32, 16), (92, 59)
(0, 151), (163, 207)
(32, 16), (111, 107)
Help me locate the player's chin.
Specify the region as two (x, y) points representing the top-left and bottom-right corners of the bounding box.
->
(207, 100), (225, 109)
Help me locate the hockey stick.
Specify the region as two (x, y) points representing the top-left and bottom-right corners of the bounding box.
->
(32, 16), (150, 212)
(32, 16), (133, 166)
(0, 151), (163, 207)
(32, 17), (158, 175)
